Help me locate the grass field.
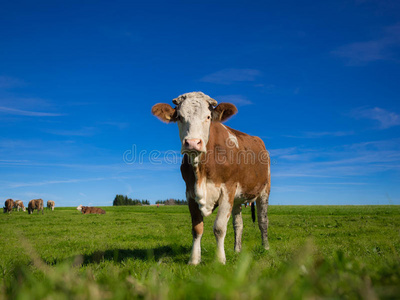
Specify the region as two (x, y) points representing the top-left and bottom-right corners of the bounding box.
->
(1, 205), (399, 299)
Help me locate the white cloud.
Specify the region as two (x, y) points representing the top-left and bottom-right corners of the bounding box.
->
(200, 68), (262, 84)
(216, 95), (253, 106)
(284, 131), (355, 138)
(270, 138), (400, 178)
(352, 107), (400, 129)
(269, 147), (298, 157)
(332, 40), (389, 64)
(100, 121), (129, 129)
(20, 192), (63, 201)
(8, 176), (130, 188)
(45, 126), (97, 136)
(0, 106), (64, 117)
(332, 23), (400, 65)
(9, 178), (105, 188)
(0, 76), (24, 89)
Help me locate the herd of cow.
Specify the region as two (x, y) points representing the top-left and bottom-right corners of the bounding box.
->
(3, 199), (106, 215)
(3, 198), (54, 214)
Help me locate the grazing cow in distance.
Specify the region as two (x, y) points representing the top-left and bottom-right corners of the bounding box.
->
(14, 200), (26, 212)
(77, 205), (106, 214)
(152, 92), (271, 265)
(47, 200), (55, 211)
(28, 199), (44, 214)
(3, 199), (14, 213)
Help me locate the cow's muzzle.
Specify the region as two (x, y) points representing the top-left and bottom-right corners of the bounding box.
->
(182, 139), (205, 153)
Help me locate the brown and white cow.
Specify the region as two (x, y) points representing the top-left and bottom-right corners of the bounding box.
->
(28, 199), (44, 214)
(152, 92), (270, 264)
(47, 200), (55, 211)
(3, 199), (14, 213)
(77, 205), (106, 214)
(14, 200), (26, 212)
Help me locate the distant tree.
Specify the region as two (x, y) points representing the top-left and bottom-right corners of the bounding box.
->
(113, 195), (126, 206)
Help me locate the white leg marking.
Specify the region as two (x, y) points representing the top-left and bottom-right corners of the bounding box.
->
(213, 193), (232, 264)
(189, 233), (202, 265)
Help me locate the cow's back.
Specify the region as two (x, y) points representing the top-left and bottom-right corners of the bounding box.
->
(28, 199), (43, 212)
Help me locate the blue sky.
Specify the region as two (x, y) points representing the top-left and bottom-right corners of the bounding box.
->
(0, 0), (399, 206)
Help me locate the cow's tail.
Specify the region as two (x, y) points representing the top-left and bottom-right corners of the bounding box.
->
(251, 202), (256, 223)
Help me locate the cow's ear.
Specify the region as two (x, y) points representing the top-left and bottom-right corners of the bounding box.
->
(212, 103), (238, 122)
(151, 103), (177, 123)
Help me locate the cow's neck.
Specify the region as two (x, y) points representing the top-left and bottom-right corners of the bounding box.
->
(187, 152), (203, 169)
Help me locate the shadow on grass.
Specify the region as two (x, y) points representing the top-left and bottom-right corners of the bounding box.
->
(79, 245), (190, 265)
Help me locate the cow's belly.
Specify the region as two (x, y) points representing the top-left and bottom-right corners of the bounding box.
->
(192, 180), (222, 217)
(233, 196), (258, 206)
(233, 183), (265, 205)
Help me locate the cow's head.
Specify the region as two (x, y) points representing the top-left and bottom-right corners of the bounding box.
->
(77, 205), (83, 211)
(152, 92), (237, 154)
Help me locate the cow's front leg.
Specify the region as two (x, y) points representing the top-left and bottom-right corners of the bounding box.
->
(188, 197), (203, 265)
(232, 204), (243, 252)
(213, 195), (233, 264)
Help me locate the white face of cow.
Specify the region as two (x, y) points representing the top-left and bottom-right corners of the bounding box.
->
(176, 95), (214, 153)
(152, 91), (238, 155)
(77, 205), (83, 211)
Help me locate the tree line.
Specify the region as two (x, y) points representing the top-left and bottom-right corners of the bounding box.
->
(113, 195), (187, 206)
(156, 199), (187, 205)
(113, 195), (150, 206)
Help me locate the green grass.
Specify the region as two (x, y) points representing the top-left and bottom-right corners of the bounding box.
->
(1, 205), (399, 299)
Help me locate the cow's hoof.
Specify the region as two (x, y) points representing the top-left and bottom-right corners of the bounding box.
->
(188, 260), (201, 266)
(217, 257), (226, 265)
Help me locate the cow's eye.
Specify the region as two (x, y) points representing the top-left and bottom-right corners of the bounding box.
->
(207, 116), (211, 120)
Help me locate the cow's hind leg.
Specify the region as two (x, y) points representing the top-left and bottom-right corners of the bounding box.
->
(232, 204), (243, 252)
(256, 192), (269, 250)
(188, 198), (203, 265)
(214, 193), (233, 264)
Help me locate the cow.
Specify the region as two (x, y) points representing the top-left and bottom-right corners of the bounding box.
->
(152, 92), (271, 265)
(77, 205), (106, 215)
(3, 199), (14, 213)
(47, 200), (55, 211)
(14, 200), (26, 212)
(28, 199), (44, 214)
